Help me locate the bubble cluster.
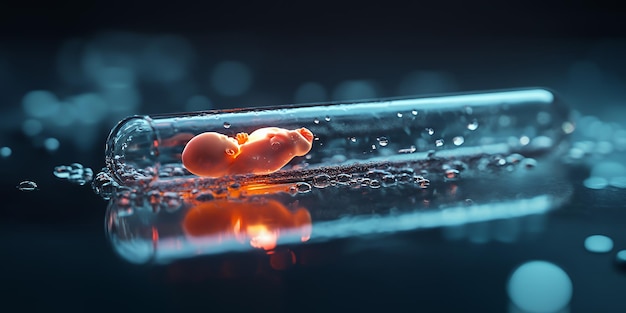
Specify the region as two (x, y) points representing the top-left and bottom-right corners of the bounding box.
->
(53, 163), (94, 186)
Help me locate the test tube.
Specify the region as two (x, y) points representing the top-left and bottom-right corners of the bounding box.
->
(105, 88), (573, 190)
(104, 88), (575, 264)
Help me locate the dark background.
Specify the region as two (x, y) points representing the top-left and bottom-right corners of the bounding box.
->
(1, 1), (626, 312)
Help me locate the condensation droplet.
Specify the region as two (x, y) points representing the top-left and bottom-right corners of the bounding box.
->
(425, 128), (434, 135)
(452, 136), (464, 146)
(17, 180), (38, 191)
(377, 136), (389, 147)
(435, 139), (444, 147)
(223, 122), (231, 129)
(467, 119), (479, 131)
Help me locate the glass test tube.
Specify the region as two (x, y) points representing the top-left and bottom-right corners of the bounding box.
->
(105, 88), (572, 189)
(104, 88), (575, 264)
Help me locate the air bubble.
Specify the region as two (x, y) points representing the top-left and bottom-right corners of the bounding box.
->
(396, 112), (403, 118)
(295, 182), (312, 193)
(411, 110), (418, 116)
(349, 137), (357, 143)
(313, 118), (320, 124)
(435, 139), (444, 147)
(452, 136), (464, 146)
(223, 122), (231, 129)
(444, 169), (460, 181)
(377, 137), (389, 147)
(467, 119), (479, 131)
(425, 128), (434, 135)
(334, 174), (351, 185)
(312, 174), (331, 188)
(17, 180), (38, 191)
(324, 116), (331, 122)
(584, 235), (613, 253)
(381, 175), (397, 187)
(415, 176), (430, 188)
(369, 180), (381, 188)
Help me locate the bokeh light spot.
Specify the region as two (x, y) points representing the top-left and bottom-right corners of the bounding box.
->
(507, 260), (572, 313)
(584, 235), (613, 253)
(0, 146), (12, 158)
(294, 82), (327, 103)
(22, 90), (60, 118)
(210, 61), (253, 97)
(332, 80), (377, 101)
(22, 119), (43, 137)
(185, 95), (212, 112)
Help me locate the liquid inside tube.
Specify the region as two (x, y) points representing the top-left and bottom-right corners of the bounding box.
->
(103, 88), (575, 264)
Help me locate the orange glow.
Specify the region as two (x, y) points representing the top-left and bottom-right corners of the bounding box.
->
(181, 127), (314, 178)
(183, 198), (312, 251)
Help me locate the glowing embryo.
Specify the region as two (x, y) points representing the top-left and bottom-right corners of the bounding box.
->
(182, 127), (314, 177)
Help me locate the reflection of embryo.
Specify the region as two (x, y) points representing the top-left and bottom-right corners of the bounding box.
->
(182, 127), (314, 177)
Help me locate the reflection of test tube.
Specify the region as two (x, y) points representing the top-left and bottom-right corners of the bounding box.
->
(105, 88), (572, 187)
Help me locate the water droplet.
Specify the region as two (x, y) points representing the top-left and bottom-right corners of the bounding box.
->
(312, 174), (331, 188)
(444, 169), (460, 181)
(467, 119), (479, 131)
(313, 118), (320, 124)
(464, 106), (473, 115)
(584, 235), (613, 253)
(507, 261), (572, 313)
(452, 136), (464, 146)
(223, 122), (231, 129)
(411, 110), (418, 116)
(396, 112), (403, 118)
(225, 148), (236, 155)
(506, 153), (524, 164)
(295, 182), (312, 193)
(425, 128), (434, 135)
(17, 180), (38, 191)
(324, 116), (331, 122)
(1, 146), (12, 158)
(349, 137), (357, 143)
(397, 173), (413, 184)
(377, 136), (389, 147)
(435, 139), (444, 147)
(464, 199), (474, 206)
(91, 169), (115, 200)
